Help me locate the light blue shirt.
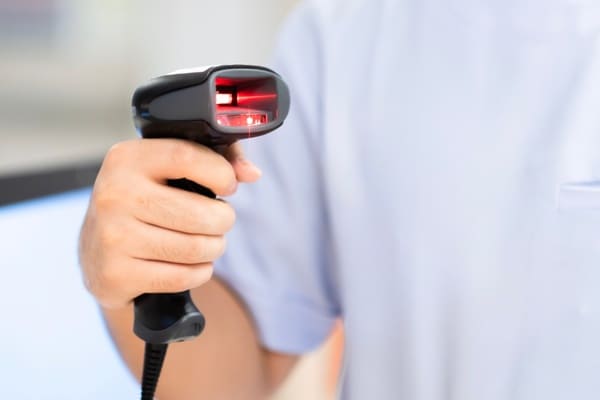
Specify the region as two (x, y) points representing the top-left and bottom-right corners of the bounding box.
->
(216, 0), (600, 399)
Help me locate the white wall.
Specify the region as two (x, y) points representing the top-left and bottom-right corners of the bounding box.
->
(0, 0), (299, 174)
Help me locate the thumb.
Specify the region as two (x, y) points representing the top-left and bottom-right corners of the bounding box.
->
(224, 142), (262, 183)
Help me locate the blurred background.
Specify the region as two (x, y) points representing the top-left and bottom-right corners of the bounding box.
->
(0, 0), (342, 398)
(0, 0), (298, 175)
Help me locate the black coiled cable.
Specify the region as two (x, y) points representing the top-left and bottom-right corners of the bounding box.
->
(141, 343), (168, 400)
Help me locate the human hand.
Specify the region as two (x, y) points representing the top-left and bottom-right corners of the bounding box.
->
(79, 139), (260, 309)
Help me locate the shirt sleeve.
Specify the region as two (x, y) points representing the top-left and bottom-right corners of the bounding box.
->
(214, 2), (340, 355)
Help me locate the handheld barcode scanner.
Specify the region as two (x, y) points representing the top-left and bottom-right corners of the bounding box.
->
(131, 65), (290, 400)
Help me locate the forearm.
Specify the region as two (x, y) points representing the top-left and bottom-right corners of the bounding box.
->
(102, 278), (296, 400)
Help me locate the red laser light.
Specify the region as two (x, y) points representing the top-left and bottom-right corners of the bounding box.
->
(216, 92), (234, 105)
(216, 110), (269, 127)
(236, 93), (278, 103)
(214, 76), (279, 130)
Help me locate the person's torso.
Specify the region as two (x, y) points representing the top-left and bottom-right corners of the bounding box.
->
(312, 0), (600, 398)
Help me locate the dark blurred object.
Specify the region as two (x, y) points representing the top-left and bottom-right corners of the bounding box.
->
(0, 160), (101, 206)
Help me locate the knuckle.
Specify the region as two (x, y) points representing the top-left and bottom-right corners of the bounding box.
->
(82, 252), (133, 308)
(98, 225), (124, 248)
(170, 141), (195, 166)
(92, 175), (130, 212)
(93, 187), (119, 211)
(98, 264), (123, 290)
(104, 141), (130, 166)
(87, 264), (123, 304)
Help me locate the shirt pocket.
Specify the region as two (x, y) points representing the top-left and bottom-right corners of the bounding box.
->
(555, 181), (600, 261)
(558, 181), (600, 211)
(554, 181), (600, 308)
(518, 181), (600, 396)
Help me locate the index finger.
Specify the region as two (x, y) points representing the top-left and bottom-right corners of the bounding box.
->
(132, 139), (238, 196)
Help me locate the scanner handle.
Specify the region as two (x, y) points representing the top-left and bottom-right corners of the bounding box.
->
(133, 178), (214, 344)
